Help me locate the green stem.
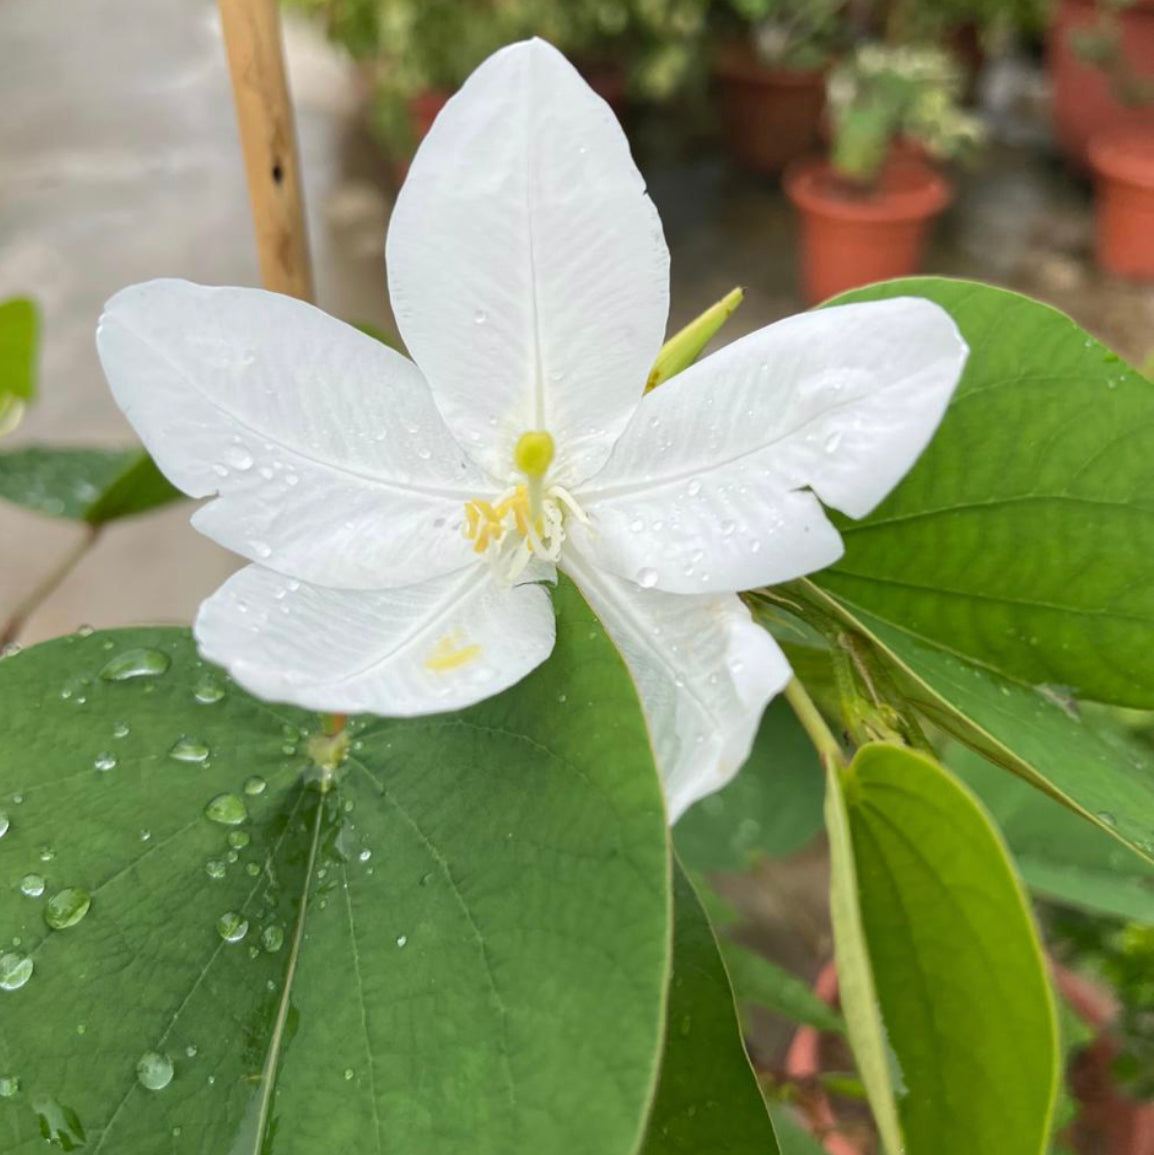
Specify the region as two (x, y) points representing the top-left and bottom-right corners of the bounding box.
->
(1, 523), (101, 648)
(784, 677), (846, 773)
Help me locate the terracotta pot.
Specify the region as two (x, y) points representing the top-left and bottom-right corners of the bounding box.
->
(1048, 0), (1154, 170)
(715, 42), (827, 176)
(784, 156), (951, 305)
(1089, 127), (1154, 278)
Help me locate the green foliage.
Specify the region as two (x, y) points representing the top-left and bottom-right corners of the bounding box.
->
(951, 744), (1154, 923)
(718, 0), (848, 70)
(0, 579), (674, 1153)
(283, 0), (708, 150)
(829, 744), (1058, 1155)
(822, 278), (1154, 711)
(827, 45), (984, 186)
(719, 942), (846, 1036)
(640, 864), (781, 1154)
(0, 445), (182, 525)
(0, 298), (38, 436)
(674, 698), (824, 873)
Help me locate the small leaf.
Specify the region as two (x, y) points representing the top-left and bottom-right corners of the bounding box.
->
(0, 445), (182, 524)
(0, 577), (672, 1154)
(836, 743), (1058, 1155)
(640, 863), (781, 1154)
(0, 297), (38, 435)
(821, 278), (1154, 708)
(793, 578), (1154, 864)
(950, 744), (1154, 923)
(824, 753), (904, 1155)
(674, 698), (824, 873)
(647, 287), (743, 390)
(719, 941), (846, 1036)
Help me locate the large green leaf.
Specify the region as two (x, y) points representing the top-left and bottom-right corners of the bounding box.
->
(838, 743), (1058, 1155)
(674, 699), (824, 873)
(0, 578), (671, 1154)
(0, 446), (181, 524)
(949, 745), (1154, 922)
(0, 298), (37, 434)
(820, 278), (1154, 708)
(641, 864), (780, 1154)
(790, 578), (1154, 864)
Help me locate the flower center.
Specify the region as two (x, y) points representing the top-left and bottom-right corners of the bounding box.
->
(462, 430), (587, 580)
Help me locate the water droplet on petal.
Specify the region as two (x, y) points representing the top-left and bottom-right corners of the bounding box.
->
(204, 794), (248, 826)
(99, 648), (170, 681)
(0, 953), (33, 991)
(136, 1051), (174, 1091)
(635, 567), (658, 589)
(473, 309), (486, 325)
(225, 445), (254, 470)
(45, 887), (91, 930)
(216, 912), (249, 943)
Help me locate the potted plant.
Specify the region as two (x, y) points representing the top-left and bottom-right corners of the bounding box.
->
(282, 0), (709, 171)
(1049, 0), (1154, 170)
(713, 0), (850, 175)
(784, 43), (983, 304)
(1089, 127), (1154, 279)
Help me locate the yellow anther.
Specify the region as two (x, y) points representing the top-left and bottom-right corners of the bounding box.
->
(513, 430), (555, 479)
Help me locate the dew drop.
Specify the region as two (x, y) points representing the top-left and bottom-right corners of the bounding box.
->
(169, 737), (210, 764)
(205, 859), (227, 880)
(193, 676), (226, 705)
(185, 1044), (198, 1059)
(250, 540), (272, 560)
(0, 813), (7, 840)
(0, 953), (33, 991)
(635, 567), (658, 589)
(1096, 810), (1117, 828)
(824, 430), (843, 453)
(204, 793), (248, 826)
(20, 874), (45, 898)
(343, 1068), (355, 1081)
(225, 445), (254, 470)
(37, 844), (56, 863)
(217, 912), (249, 943)
(136, 1051), (174, 1091)
(227, 830), (251, 849)
(396, 934), (408, 948)
(93, 751), (117, 773)
(473, 308), (487, 325)
(261, 924), (285, 953)
(358, 849), (372, 863)
(244, 776), (267, 796)
(112, 721), (131, 739)
(99, 648), (171, 681)
(0, 1075), (18, 1098)
(45, 887), (92, 931)
(687, 479), (702, 497)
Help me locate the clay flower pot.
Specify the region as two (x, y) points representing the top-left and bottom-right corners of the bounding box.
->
(1089, 128), (1154, 279)
(784, 156), (951, 305)
(715, 42), (827, 176)
(1048, 0), (1154, 171)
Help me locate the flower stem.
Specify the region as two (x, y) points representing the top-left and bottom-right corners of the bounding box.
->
(1, 523), (101, 648)
(783, 677), (846, 773)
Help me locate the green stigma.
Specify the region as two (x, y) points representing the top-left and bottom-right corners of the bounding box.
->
(513, 430), (555, 479)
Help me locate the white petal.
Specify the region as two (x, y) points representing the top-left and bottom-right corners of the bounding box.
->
(386, 39), (669, 485)
(563, 548), (791, 822)
(574, 298), (967, 595)
(194, 564), (556, 715)
(98, 280), (486, 589)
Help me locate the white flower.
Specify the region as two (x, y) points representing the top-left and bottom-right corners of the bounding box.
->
(96, 39), (966, 821)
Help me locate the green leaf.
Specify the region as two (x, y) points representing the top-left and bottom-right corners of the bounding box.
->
(820, 277), (1154, 708)
(949, 744), (1154, 922)
(768, 1106), (827, 1155)
(641, 863), (780, 1154)
(719, 942), (846, 1036)
(0, 577), (672, 1154)
(0, 298), (38, 434)
(0, 445), (182, 524)
(838, 743), (1058, 1155)
(674, 698), (824, 873)
(791, 578), (1154, 864)
(647, 287), (743, 391)
(824, 753), (904, 1155)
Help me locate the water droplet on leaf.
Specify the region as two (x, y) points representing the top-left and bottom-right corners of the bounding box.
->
(20, 874), (45, 897)
(0, 953), (33, 991)
(99, 648), (170, 681)
(93, 751), (117, 772)
(244, 776), (266, 796)
(136, 1051), (174, 1091)
(45, 887), (91, 930)
(204, 794), (247, 826)
(170, 737), (210, 763)
(217, 912), (249, 943)
(261, 924), (285, 953)
(0, 1076), (18, 1098)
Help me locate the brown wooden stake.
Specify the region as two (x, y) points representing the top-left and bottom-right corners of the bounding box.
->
(217, 0), (314, 301)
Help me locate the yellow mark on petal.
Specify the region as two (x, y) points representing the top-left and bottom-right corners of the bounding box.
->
(425, 632), (482, 673)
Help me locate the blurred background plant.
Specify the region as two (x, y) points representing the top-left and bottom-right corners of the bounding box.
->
(282, 0), (710, 152)
(713, 0), (850, 71)
(827, 43), (986, 188)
